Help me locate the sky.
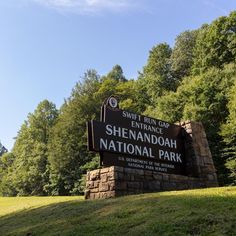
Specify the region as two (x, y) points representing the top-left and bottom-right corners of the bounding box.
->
(0, 0), (235, 150)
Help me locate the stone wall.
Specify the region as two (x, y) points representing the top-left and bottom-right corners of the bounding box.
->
(85, 121), (218, 200)
(180, 121), (218, 186)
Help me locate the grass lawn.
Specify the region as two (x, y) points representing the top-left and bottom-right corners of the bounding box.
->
(0, 187), (236, 236)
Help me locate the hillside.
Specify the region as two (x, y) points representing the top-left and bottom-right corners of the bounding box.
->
(0, 187), (236, 236)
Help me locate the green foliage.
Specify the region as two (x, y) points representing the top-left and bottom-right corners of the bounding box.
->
(171, 30), (198, 79)
(47, 70), (101, 196)
(139, 43), (175, 105)
(0, 152), (15, 196)
(0, 100), (58, 196)
(221, 79), (236, 183)
(146, 65), (236, 184)
(192, 11), (236, 74)
(104, 64), (127, 82)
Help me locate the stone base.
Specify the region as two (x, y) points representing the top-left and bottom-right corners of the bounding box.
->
(85, 166), (218, 200)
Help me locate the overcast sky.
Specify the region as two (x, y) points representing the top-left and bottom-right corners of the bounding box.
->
(0, 0), (235, 150)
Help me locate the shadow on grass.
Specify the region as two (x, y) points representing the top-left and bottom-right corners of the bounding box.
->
(0, 192), (236, 236)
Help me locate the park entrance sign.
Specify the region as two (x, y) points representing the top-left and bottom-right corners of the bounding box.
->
(85, 96), (218, 199)
(87, 96), (185, 175)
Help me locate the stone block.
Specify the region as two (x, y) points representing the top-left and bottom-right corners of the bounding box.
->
(203, 157), (213, 165)
(134, 174), (145, 181)
(100, 167), (109, 174)
(188, 181), (205, 189)
(188, 177), (199, 182)
(108, 166), (124, 173)
(86, 181), (94, 188)
(117, 172), (124, 180)
(143, 181), (149, 190)
(175, 183), (188, 190)
(145, 175), (154, 180)
(94, 181), (99, 188)
(107, 191), (116, 198)
(94, 193), (100, 199)
(148, 181), (161, 190)
(144, 170), (153, 176)
(153, 174), (162, 181)
(100, 192), (109, 199)
(99, 183), (109, 192)
(124, 174), (131, 181)
(101, 173), (108, 183)
(107, 171), (114, 181)
(125, 168), (136, 174)
(127, 182), (140, 189)
(163, 182), (176, 191)
(90, 188), (99, 193)
(199, 145), (210, 156)
(130, 175), (135, 181)
(207, 174), (216, 181)
(162, 174), (169, 181)
(135, 169), (144, 175)
(201, 165), (216, 173)
(113, 166), (124, 172)
(170, 174), (188, 182)
(109, 181), (115, 191)
(116, 182), (127, 190)
(90, 170), (100, 181)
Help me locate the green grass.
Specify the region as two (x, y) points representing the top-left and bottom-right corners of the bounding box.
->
(0, 187), (236, 236)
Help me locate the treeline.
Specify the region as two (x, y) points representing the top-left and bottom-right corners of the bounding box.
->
(0, 11), (235, 196)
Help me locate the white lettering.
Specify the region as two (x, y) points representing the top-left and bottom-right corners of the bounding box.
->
(105, 124), (113, 136)
(108, 140), (116, 151)
(171, 139), (177, 149)
(100, 138), (107, 149)
(176, 153), (182, 163)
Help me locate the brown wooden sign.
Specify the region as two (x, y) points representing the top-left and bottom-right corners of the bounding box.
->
(87, 97), (185, 175)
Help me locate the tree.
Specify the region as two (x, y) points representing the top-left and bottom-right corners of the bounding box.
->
(147, 64), (236, 185)
(47, 70), (101, 195)
(6, 100), (58, 196)
(103, 65), (127, 82)
(0, 152), (15, 196)
(47, 68), (140, 195)
(171, 30), (198, 79)
(221, 77), (236, 184)
(138, 43), (175, 107)
(192, 11), (236, 74)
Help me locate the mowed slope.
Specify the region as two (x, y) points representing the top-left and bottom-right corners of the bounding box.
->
(0, 187), (236, 236)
